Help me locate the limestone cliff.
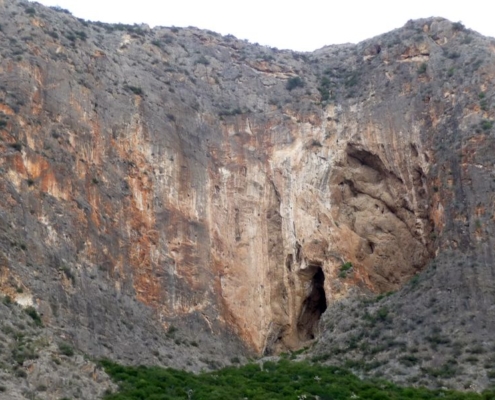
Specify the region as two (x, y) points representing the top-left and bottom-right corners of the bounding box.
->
(1, 0), (495, 395)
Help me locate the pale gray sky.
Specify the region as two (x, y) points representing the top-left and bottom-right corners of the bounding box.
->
(35, 0), (495, 51)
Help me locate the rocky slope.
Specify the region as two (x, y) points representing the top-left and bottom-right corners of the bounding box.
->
(1, 0), (495, 396)
(0, 297), (115, 399)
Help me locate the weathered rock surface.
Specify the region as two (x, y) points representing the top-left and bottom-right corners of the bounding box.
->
(1, 0), (495, 396)
(0, 298), (115, 399)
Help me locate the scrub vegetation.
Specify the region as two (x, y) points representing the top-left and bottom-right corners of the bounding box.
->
(101, 359), (495, 400)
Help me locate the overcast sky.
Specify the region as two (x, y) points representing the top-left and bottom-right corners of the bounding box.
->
(35, 0), (495, 52)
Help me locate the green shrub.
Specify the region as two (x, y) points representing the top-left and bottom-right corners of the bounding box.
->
(218, 108), (243, 117)
(65, 32), (77, 42)
(15, 369), (27, 378)
(286, 76), (304, 91)
(345, 73), (359, 87)
(195, 56), (210, 65)
(13, 344), (39, 365)
(399, 354), (419, 367)
(47, 30), (59, 39)
(417, 63), (427, 74)
(318, 77), (332, 102)
(376, 306), (390, 322)
(481, 120), (493, 131)
(422, 362), (459, 378)
(339, 262), (353, 278)
(24, 306), (42, 327)
(36, 384), (47, 392)
(427, 333), (451, 346)
(375, 291), (395, 301)
(50, 6), (72, 14)
(125, 85), (144, 96)
(75, 30), (87, 41)
(467, 345), (485, 354)
(58, 342), (74, 357)
(409, 275), (420, 287)
(340, 262), (353, 272)
(100, 358), (495, 400)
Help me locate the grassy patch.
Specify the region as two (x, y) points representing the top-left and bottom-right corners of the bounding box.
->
(339, 262), (353, 279)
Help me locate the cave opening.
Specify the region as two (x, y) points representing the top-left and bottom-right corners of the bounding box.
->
(297, 266), (327, 341)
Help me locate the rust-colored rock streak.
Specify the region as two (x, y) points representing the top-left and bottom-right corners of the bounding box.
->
(0, 8), (491, 358)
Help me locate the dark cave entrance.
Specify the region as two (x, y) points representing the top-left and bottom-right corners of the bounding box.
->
(297, 265), (327, 341)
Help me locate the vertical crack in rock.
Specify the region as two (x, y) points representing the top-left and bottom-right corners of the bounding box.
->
(296, 264), (327, 341)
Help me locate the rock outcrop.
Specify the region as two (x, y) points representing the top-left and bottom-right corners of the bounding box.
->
(1, 0), (495, 394)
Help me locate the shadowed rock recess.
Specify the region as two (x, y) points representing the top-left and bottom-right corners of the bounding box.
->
(1, 0), (495, 395)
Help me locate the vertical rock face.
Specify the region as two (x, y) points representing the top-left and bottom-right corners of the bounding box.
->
(0, 0), (494, 366)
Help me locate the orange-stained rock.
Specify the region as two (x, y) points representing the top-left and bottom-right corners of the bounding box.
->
(0, 6), (493, 362)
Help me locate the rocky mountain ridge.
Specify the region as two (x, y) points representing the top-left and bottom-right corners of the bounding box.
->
(1, 0), (495, 397)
